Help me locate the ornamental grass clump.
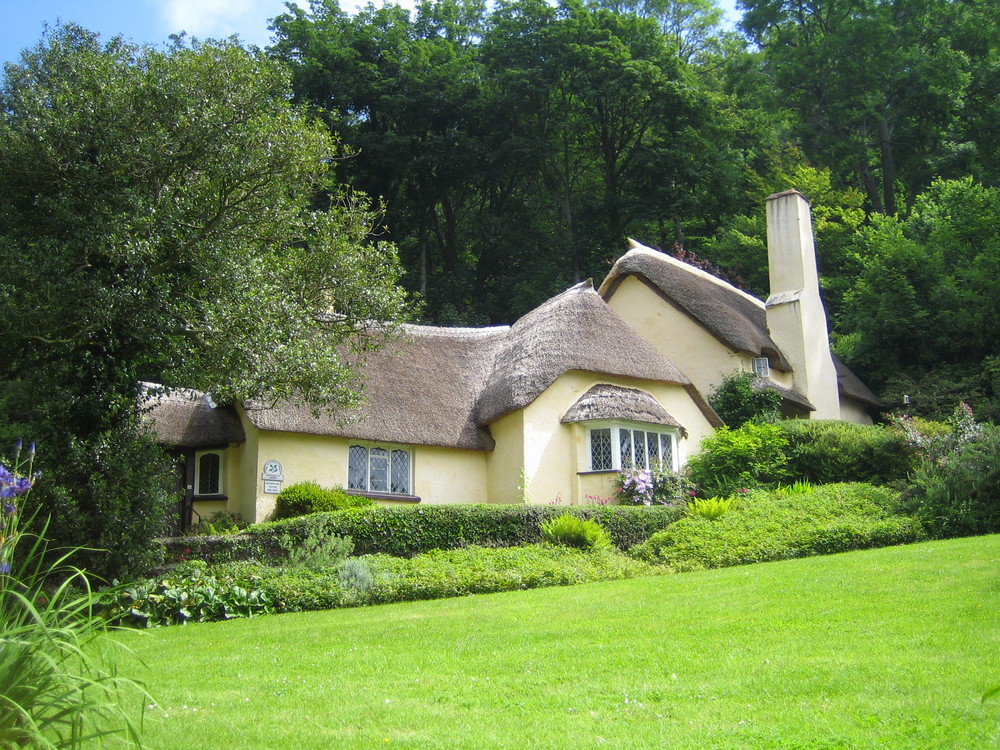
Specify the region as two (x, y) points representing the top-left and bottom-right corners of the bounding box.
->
(0, 441), (149, 748)
(540, 514), (612, 551)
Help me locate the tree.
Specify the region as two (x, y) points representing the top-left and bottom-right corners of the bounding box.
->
(837, 178), (1000, 420)
(0, 26), (409, 577)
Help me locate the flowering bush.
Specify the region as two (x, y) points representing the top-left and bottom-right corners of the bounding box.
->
(0, 441), (149, 748)
(889, 402), (984, 468)
(616, 468), (694, 506)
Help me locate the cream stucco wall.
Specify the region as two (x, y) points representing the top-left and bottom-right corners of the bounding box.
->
(515, 370), (716, 506)
(606, 275), (765, 398)
(486, 410), (526, 505)
(228, 423), (492, 522)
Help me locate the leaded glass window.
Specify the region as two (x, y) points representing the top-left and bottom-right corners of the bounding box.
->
(348, 445), (368, 490)
(348, 444), (411, 494)
(196, 452), (221, 495)
(587, 426), (679, 472)
(590, 428), (613, 471)
(390, 450), (410, 494)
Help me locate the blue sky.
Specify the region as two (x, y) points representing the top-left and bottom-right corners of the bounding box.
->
(2, 0), (741, 68)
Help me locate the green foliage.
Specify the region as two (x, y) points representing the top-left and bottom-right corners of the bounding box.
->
(902, 425), (1000, 539)
(686, 421), (791, 497)
(187, 511), (245, 536)
(0, 24), (408, 577)
(103, 561), (276, 628)
(0, 459), (149, 747)
(540, 514), (613, 551)
(684, 496), (735, 521)
(776, 419), (916, 486)
(337, 558), (375, 594)
(242, 504), (684, 558)
(839, 179), (1000, 416)
(272, 482), (373, 521)
(708, 371), (781, 427)
(631, 483), (924, 571)
(278, 530), (353, 572)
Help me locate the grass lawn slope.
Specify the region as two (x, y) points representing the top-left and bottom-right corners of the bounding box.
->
(123, 535), (1000, 749)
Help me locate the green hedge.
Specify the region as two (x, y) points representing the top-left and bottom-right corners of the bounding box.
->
(630, 483), (925, 571)
(109, 546), (662, 624)
(777, 420), (916, 486)
(160, 504), (686, 566)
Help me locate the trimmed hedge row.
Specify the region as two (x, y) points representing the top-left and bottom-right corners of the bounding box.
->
(630, 483), (925, 571)
(109, 546), (662, 625)
(160, 504), (685, 566)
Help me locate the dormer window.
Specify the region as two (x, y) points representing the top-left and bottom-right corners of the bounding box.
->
(752, 357), (770, 379)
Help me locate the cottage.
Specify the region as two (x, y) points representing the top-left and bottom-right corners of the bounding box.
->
(147, 190), (878, 529)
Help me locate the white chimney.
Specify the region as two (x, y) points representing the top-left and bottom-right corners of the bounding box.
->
(764, 190), (841, 419)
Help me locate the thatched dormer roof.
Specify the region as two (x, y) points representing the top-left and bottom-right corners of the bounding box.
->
(598, 241), (792, 371)
(562, 384), (685, 434)
(141, 384), (245, 448)
(473, 281), (692, 426)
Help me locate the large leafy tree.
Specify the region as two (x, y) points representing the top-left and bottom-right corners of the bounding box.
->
(0, 26), (409, 576)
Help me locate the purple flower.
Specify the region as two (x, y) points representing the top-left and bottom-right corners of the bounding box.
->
(0, 562), (9, 575)
(2, 502), (14, 516)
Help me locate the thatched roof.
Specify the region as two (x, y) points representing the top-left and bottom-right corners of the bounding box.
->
(141, 384), (245, 448)
(240, 281), (708, 450)
(473, 281), (693, 426)
(599, 241), (792, 370)
(599, 240), (877, 406)
(834, 355), (881, 406)
(751, 378), (815, 412)
(562, 384), (685, 434)
(244, 325), (508, 451)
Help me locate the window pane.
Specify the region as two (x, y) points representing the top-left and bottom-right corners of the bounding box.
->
(390, 450), (410, 494)
(660, 434), (674, 470)
(619, 429), (633, 469)
(634, 430), (648, 469)
(590, 428), (612, 471)
(348, 445), (368, 490)
(370, 447), (389, 492)
(647, 432), (660, 468)
(198, 453), (220, 495)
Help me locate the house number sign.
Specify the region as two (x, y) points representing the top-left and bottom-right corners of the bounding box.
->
(262, 460), (284, 494)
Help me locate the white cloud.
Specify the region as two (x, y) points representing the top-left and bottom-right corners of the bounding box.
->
(156, 0), (288, 46)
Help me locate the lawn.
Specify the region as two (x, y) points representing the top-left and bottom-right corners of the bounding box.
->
(122, 535), (1000, 749)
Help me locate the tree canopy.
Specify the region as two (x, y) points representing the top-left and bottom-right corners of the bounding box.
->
(0, 25), (409, 576)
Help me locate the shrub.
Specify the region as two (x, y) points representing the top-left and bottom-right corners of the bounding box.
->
(902, 424), (1000, 538)
(630, 483), (924, 571)
(540, 514), (612, 551)
(708, 371), (781, 427)
(271, 481), (372, 521)
(104, 560), (276, 627)
(188, 511), (244, 536)
(239, 504), (686, 559)
(777, 420), (916, 486)
(685, 496), (735, 521)
(278, 530), (352, 571)
(616, 468), (694, 506)
(113, 546), (663, 622)
(686, 421), (792, 497)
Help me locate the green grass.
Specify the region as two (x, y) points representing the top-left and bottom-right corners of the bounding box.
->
(122, 536), (1000, 749)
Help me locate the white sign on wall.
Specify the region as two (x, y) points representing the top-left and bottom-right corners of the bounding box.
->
(263, 480), (282, 494)
(261, 460), (284, 481)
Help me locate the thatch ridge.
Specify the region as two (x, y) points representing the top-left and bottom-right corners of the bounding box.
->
(474, 281), (692, 426)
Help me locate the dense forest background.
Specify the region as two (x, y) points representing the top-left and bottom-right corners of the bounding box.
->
(268, 0), (1000, 421)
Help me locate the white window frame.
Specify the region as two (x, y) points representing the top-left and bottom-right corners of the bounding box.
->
(752, 356), (771, 379)
(347, 443), (413, 495)
(194, 450), (225, 497)
(586, 422), (680, 473)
